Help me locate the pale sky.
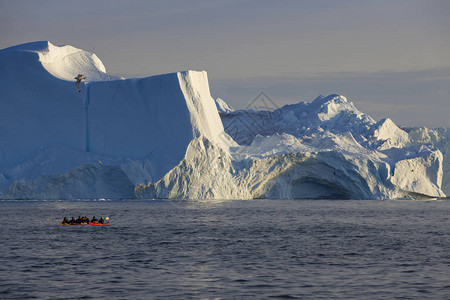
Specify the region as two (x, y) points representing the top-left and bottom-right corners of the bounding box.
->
(1, 0), (449, 127)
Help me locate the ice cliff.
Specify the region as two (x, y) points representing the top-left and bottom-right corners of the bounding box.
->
(0, 41), (231, 199)
(0, 41), (448, 200)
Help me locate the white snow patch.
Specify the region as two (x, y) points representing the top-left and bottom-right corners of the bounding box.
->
(215, 97), (234, 114)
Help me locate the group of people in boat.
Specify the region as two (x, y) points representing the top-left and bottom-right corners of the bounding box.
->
(61, 216), (106, 225)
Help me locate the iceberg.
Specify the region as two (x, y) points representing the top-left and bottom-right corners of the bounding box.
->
(216, 94), (448, 199)
(0, 41), (232, 199)
(0, 41), (448, 200)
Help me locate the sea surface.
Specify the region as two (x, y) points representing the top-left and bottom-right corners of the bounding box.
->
(1, 199), (450, 299)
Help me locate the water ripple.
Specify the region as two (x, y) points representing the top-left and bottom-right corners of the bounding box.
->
(0, 199), (450, 299)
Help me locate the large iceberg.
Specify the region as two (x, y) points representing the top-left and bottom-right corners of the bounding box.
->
(0, 41), (232, 199)
(0, 41), (448, 200)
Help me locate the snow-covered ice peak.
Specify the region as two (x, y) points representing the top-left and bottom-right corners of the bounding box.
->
(312, 94), (347, 106)
(221, 93), (376, 146)
(279, 93), (374, 130)
(372, 118), (410, 150)
(308, 94), (359, 122)
(215, 98), (234, 114)
(0, 41), (121, 81)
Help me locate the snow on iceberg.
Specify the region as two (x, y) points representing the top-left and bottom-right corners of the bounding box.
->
(215, 97), (234, 114)
(0, 41), (232, 199)
(0, 41), (120, 82)
(0, 41), (448, 200)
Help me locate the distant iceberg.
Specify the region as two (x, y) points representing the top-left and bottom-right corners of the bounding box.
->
(0, 41), (448, 200)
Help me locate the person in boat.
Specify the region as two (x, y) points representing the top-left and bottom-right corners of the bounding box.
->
(62, 217), (70, 224)
(91, 216), (98, 223)
(76, 216), (83, 224)
(70, 217), (76, 225)
(99, 217), (104, 224)
(74, 74), (86, 92)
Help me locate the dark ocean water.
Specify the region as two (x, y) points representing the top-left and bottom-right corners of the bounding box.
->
(1, 199), (450, 299)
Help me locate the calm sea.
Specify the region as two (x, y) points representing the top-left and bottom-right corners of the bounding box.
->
(0, 199), (449, 299)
